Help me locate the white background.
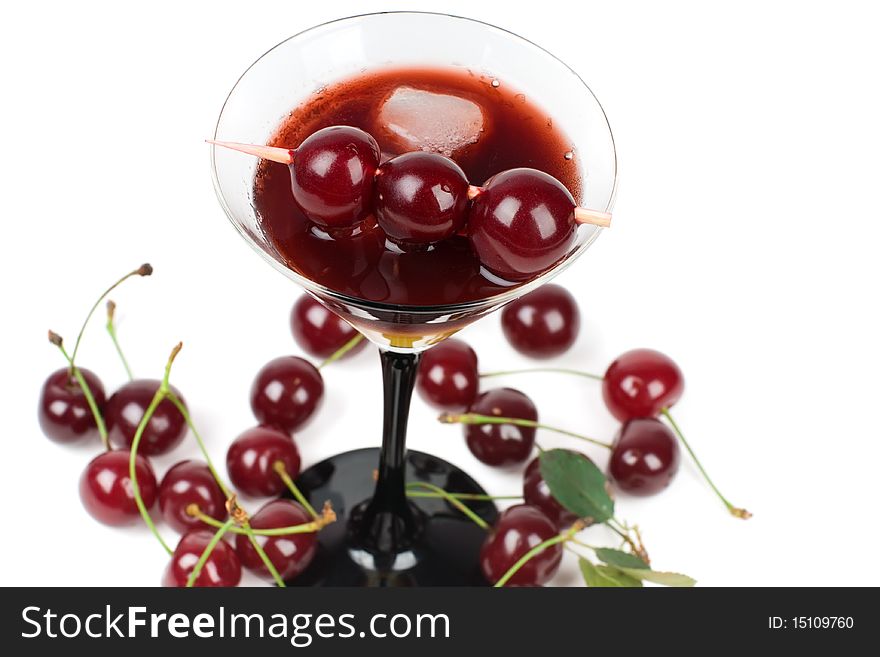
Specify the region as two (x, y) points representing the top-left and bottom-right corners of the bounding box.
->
(2, 0), (878, 587)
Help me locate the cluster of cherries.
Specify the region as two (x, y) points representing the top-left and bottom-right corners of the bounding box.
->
(418, 283), (749, 585)
(211, 125), (610, 282)
(38, 268), (365, 587)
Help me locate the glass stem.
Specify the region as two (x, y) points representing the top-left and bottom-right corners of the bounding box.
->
(359, 349), (421, 551)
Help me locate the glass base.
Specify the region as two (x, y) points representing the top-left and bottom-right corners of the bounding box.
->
(288, 447), (498, 586)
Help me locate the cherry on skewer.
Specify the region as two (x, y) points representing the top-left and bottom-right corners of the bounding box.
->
(210, 125), (380, 230)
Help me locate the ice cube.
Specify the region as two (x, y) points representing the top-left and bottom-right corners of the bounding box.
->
(377, 87), (485, 158)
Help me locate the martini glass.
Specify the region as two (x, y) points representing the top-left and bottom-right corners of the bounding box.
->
(211, 12), (617, 586)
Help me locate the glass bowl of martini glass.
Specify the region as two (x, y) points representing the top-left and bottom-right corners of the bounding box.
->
(210, 11), (617, 586)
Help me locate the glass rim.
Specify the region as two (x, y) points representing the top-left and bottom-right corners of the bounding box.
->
(210, 10), (618, 315)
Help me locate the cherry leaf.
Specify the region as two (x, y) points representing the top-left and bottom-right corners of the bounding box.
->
(539, 449), (614, 523)
(618, 568), (696, 587)
(579, 558), (643, 587)
(595, 548), (649, 570)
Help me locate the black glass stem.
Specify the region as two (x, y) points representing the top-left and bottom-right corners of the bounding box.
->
(290, 347), (498, 586)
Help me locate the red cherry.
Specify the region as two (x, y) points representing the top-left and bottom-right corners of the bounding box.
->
(375, 151), (470, 246)
(235, 500), (316, 581)
(158, 460), (227, 534)
(522, 453), (583, 530)
(480, 504), (562, 586)
(465, 388), (537, 466)
(226, 426), (301, 497)
(106, 379), (188, 456)
(290, 126), (380, 229)
(162, 530), (242, 587)
(609, 418), (681, 496)
(416, 339), (479, 411)
(468, 168), (576, 282)
(290, 294), (366, 360)
(79, 449), (157, 526)
(250, 356), (324, 433)
(602, 349), (684, 421)
(501, 284), (580, 358)
(38, 367), (106, 443)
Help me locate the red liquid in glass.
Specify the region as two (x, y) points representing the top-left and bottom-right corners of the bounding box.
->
(254, 67), (581, 307)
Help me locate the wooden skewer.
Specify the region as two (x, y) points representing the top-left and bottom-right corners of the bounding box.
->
(209, 139), (611, 228)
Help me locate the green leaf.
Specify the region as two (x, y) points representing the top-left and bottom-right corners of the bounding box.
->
(618, 568), (696, 587)
(595, 548), (649, 570)
(579, 558), (643, 587)
(539, 449), (614, 523)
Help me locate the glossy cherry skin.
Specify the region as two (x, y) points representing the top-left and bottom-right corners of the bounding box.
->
(608, 418), (681, 496)
(38, 367), (106, 443)
(159, 460), (227, 534)
(523, 453), (586, 530)
(235, 500), (317, 582)
(468, 168), (577, 282)
(602, 349), (685, 421)
(226, 426), (301, 497)
(375, 151), (470, 245)
(250, 356), (324, 433)
(106, 379), (187, 456)
(290, 126), (381, 229)
(79, 449), (158, 526)
(416, 339), (479, 411)
(290, 294), (366, 360)
(480, 504), (563, 586)
(162, 530), (242, 587)
(501, 284), (580, 358)
(464, 388), (537, 466)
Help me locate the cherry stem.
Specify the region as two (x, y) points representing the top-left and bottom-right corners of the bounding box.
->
(105, 300), (134, 381)
(165, 392), (232, 498)
(603, 519), (650, 564)
(129, 386), (173, 556)
(318, 333), (365, 369)
(68, 263), (152, 371)
(404, 481), (489, 530)
(405, 491), (522, 501)
(186, 518), (234, 588)
(438, 412), (613, 450)
(494, 520), (586, 587)
(242, 525), (286, 588)
(189, 504), (335, 536)
(660, 408), (752, 520)
(273, 461), (319, 519)
(480, 367), (603, 381)
(49, 334), (109, 449)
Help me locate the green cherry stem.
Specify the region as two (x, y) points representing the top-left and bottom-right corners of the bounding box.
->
(480, 367), (603, 381)
(69, 263), (153, 370)
(438, 412), (613, 450)
(404, 482), (489, 530)
(406, 491), (522, 502)
(187, 505), (334, 536)
(48, 331), (109, 449)
(164, 391), (231, 498)
(318, 332), (365, 369)
(186, 518), (235, 588)
(244, 528), (286, 587)
(660, 408), (752, 519)
(128, 342), (182, 556)
(105, 300), (134, 381)
(494, 520), (586, 587)
(273, 461), (319, 519)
